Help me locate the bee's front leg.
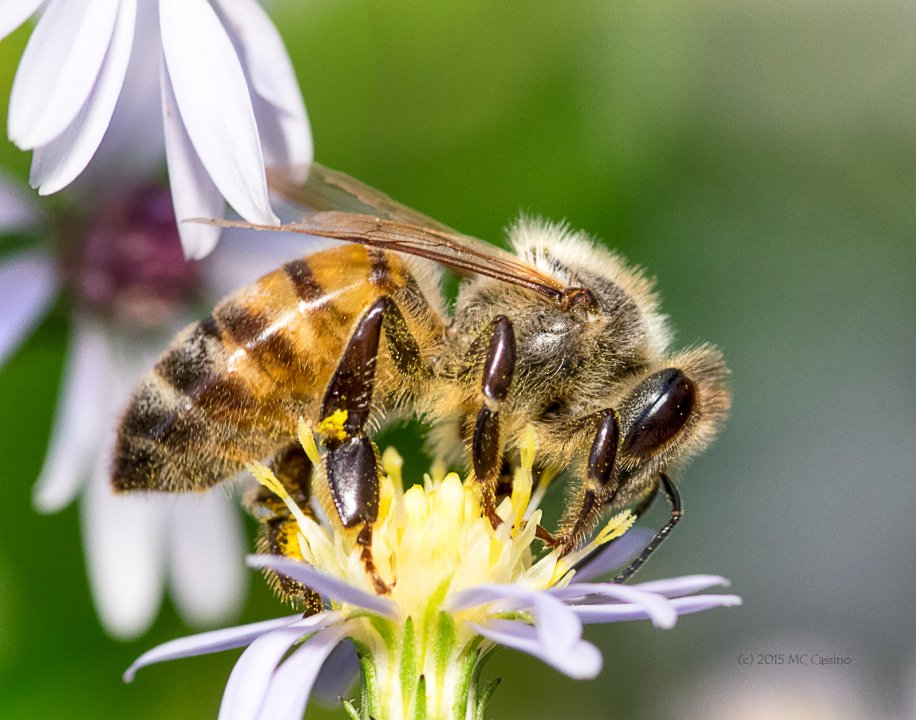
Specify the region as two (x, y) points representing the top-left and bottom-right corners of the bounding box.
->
(471, 316), (516, 528)
(547, 408), (623, 554)
(547, 415), (684, 583)
(611, 473), (682, 583)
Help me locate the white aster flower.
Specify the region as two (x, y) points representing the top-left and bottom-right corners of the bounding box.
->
(1, 0), (311, 259)
(127, 424), (742, 719)
(0, 169), (315, 638)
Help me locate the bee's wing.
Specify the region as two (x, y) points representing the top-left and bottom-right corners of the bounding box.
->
(268, 163), (458, 232)
(210, 163), (574, 307)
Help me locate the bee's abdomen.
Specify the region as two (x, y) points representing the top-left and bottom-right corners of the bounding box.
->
(112, 245), (419, 493)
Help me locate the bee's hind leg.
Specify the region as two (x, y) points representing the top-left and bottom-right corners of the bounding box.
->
(318, 296), (430, 594)
(247, 444), (323, 614)
(470, 316), (517, 528)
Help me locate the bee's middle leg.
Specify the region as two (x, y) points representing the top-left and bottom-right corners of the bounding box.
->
(471, 315), (516, 527)
(319, 296), (429, 593)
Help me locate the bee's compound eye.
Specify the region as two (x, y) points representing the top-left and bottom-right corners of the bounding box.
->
(622, 368), (695, 457)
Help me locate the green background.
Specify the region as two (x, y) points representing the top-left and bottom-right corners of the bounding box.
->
(1, 2), (914, 718)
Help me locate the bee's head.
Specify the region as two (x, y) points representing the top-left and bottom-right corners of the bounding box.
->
(611, 346), (731, 498)
(503, 219), (730, 491)
(509, 216), (673, 363)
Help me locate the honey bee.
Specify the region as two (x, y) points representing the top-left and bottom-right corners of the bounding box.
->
(113, 164), (730, 598)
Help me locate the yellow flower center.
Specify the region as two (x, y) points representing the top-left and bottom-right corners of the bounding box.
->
(250, 422), (635, 720)
(252, 422), (634, 624)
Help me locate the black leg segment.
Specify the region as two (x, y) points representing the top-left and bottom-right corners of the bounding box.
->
(480, 316), (515, 406)
(320, 298), (387, 530)
(320, 298), (386, 437)
(318, 295), (432, 529)
(554, 408), (621, 553)
(612, 473), (682, 583)
(316, 295), (430, 594)
(471, 316), (516, 523)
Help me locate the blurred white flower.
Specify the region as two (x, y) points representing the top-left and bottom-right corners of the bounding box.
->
(126, 427), (741, 719)
(1, 0), (311, 259)
(0, 169), (315, 638)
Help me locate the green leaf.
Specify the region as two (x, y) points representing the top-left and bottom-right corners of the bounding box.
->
(342, 699), (361, 720)
(452, 638), (483, 720)
(400, 617), (419, 711)
(422, 579), (452, 667)
(413, 674), (427, 720)
(474, 678), (502, 720)
(368, 616), (397, 657)
(435, 612), (457, 687)
(352, 639), (380, 720)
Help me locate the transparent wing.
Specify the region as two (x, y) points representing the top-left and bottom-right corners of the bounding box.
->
(210, 163), (576, 307)
(268, 163), (458, 232)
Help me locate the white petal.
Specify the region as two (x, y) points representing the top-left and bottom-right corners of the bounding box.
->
(571, 526), (656, 583)
(472, 620), (602, 680)
(29, 0), (136, 195)
(83, 455), (168, 639)
(569, 594), (742, 624)
(669, 594), (743, 614)
(246, 555), (398, 618)
(552, 583), (677, 629)
(83, 0), (163, 185)
(125, 613), (305, 682)
(218, 626), (311, 720)
(0, 0), (44, 42)
(9, 0), (121, 149)
(32, 317), (111, 511)
(215, 0), (312, 168)
(311, 640), (359, 706)
(82, 335), (175, 639)
(0, 170), (42, 233)
(159, 0), (278, 225)
(564, 605), (661, 624)
(256, 625), (348, 720)
(167, 490), (247, 627)
(630, 574), (732, 598)
(446, 583), (583, 656)
(0, 249), (56, 367)
(160, 58), (223, 259)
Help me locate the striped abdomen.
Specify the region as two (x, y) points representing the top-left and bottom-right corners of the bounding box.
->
(113, 244), (440, 493)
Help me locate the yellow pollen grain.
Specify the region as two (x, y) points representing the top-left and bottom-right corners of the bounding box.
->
(278, 523), (303, 559)
(315, 409), (349, 442)
(509, 425), (537, 532)
(518, 424), (537, 470)
(428, 458), (448, 484)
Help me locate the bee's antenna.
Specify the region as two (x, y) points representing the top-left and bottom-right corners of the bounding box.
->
(612, 473), (682, 583)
